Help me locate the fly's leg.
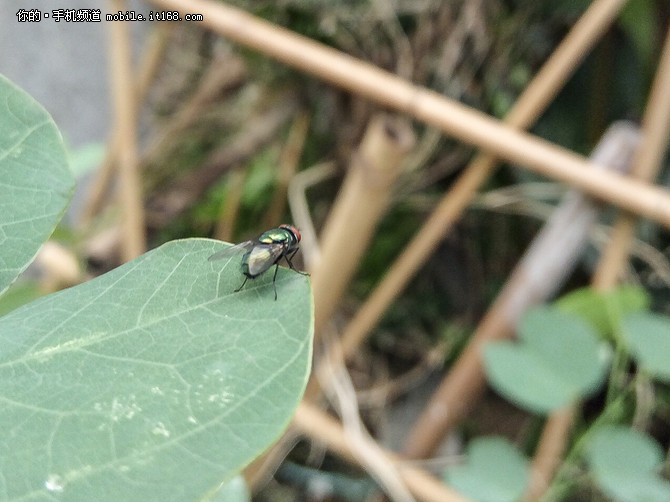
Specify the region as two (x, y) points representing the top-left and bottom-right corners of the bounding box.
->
(284, 248), (310, 276)
(272, 263), (279, 301)
(234, 276), (249, 293)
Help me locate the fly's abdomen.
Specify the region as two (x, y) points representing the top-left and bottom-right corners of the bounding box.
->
(244, 246), (275, 277)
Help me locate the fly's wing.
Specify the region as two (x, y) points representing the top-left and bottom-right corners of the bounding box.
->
(246, 242), (285, 277)
(208, 241), (255, 261)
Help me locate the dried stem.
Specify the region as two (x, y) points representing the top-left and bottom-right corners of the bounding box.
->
(263, 111), (310, 229)
(523, 406), (576, 502)
(107, 0), (146, 261)
(292, 402), (472, 502)
(339, 0), (629, 361)
(402, 123), (640, 459)
(592, 25), (670, 290)
(318, 338), (416, 502)
(525, 24), (670, 502)
(311, 115), (415, 334)
(142, 0), (670, 228)
(82, 22), (171, 225)
(214, 167), (247, 242)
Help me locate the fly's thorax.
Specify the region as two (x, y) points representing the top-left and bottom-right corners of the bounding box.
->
(258, 227), (299, 249)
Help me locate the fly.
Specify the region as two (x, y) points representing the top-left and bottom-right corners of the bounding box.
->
(208, 224), (308, 300)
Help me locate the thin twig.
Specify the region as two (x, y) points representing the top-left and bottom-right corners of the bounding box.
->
(338, 0), (630, 361)
(292, 402), (472, 502)
(310, 114), (415, 334)
(107, 0), (146, 261)
(592, 25), (670, 290)
(263, 111), (310, 229)
(525, 24), (670, 502)
(402, 122), (639, 459)
(318, 339), (416, 502)
(141, 0), (670, 227)
(288, 161), (338, 270)
(82, 22), (171, 225)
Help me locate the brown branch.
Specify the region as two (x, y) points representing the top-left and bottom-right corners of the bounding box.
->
(401, 122), (640, 459)
(525, 24), (670, 502)
(293, 402), (472, 502)
(310, 114), (415, 334)
(142, 0), (670, 228)
(107, 0), (146, 261)
(592, 24), (670, 289)
(82, 22), (172, 226)
(338, 0), (630, 361)
(262, 111), (311, 229)
(145, 95), (297, 227)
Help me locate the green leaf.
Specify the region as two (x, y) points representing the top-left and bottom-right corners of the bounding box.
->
(586, 426), (670, 502)
(0, 279), (41, 317)
(618, 0), (659, 72)
(445, 437), (528, 502)
(0, 238), (313, 502)
(622, 313), (670, 383)
(556, 286), (649, 338)
(0, 74), (74, 296)
(483, 307), (609, 414)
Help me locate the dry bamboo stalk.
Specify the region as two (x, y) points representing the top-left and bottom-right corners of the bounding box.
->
(293, 402), (472, 502)
(82, 23), (171, 225)
(108, 0), (146, 261)
(402, 122), (640, 459)
(214, 167), (247, 242)
(263, 111), (310, 229)
(288, 161), (338, 270)
(525, 25), (670, 502)
(593, 25), (670, 289)
(522, 406), (576, 502)
(143, 0), (670, 228)
(145, 96), (297, 226)
(135, 22), (175, 111)
(311, 115), (415, 333)
(339, 0), (628, 361)
(505, 0), (629, 128)
(142, 52), (247, 164)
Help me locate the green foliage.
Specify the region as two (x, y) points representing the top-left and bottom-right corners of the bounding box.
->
(483, 306), (609, 413)
(0, 239), (313, 501)
(0, 280), (41, 317)
(622, 312), (670, 383)
(556, 286), (650, 339)
(0, 74), (74, 295)
(0, 77), (313, 502)
(483, 291), (670, 500)
(241, 147), (280, 212)
(586, 426), (670, 502)
(618, 0), (660, 72)
(445, 437), (529, 502)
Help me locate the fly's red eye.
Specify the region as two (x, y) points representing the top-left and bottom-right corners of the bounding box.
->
(281, 224), (301, 242)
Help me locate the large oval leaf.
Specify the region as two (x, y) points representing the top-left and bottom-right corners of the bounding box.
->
(0, 74), (74, 296)
(586, 426), (670, 502)
(0, 238), (313, 501)
(483, 307), (609, 414)
(622, 312), (670, 383)
(445, 437), (528, 502)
